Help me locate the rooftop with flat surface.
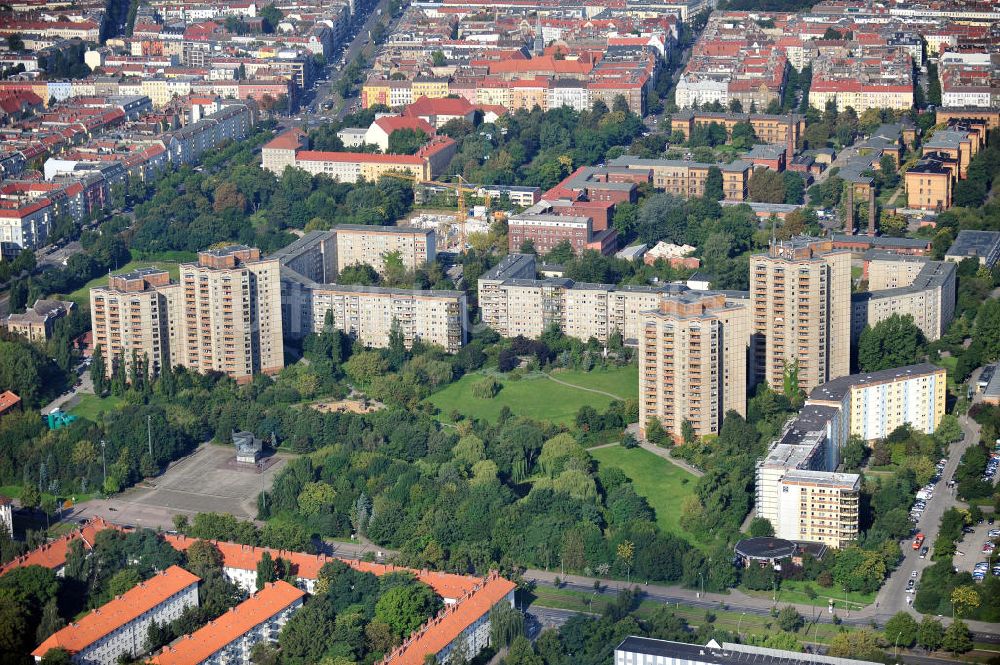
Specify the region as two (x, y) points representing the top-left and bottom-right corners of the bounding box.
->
(609, 155), (752, 172)
(734, 537), (797, 560)
(808, 363), (944, 402)
(113, 266), (169, 280)
(831, 234), (930, 249)
(334, 224), (433, 235)
(615, 636), (882, 664)
(781, 469), (860, 488)
(851, 255), (955, 303)
(946, 229), (1000, 259)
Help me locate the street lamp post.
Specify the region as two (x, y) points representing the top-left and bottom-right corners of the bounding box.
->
(893, 630), (902, 659)
(698, 572), (704, 599)
(147, 415), (153, 460)
(737, 612), (746, 638)
(844, 587), (850, 617)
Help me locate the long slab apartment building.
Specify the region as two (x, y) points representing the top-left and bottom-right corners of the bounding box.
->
(271, 228), (466, 353)
(756, 363), (946, 548)
(480, 254), (751, 441)
(852, 252), (957, 343)
(150, 581), (305, 665)
(33, 566), (201, 665)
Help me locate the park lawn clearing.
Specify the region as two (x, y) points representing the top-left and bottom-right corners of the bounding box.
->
(742, 578), (874, 611)
(529, 587), (846, 646)
(547, 365), (639, 400)
(589, 445), (697, 538)
(69, 393), (124, 421)
(425, 365), (637, 425)
(55, 260), (182, 307)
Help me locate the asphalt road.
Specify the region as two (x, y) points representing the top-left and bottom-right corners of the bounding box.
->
(283, 0), (396, 127)
(876, 402), (983, 620)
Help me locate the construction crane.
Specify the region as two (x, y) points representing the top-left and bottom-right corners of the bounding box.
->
(381, 172), (485, 250)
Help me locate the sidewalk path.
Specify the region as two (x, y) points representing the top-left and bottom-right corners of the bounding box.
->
(544, 373), (626, 401)
(637, 442), (705, 477)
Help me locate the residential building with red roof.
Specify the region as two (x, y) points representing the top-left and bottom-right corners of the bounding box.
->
(261, 128), (456, 182)
(149, 581), (305, 665)
(364, 115), (436, 151)
(0, 390), (20, 416)
(0, 517), (118, 577)
(33, 566), (200, 664)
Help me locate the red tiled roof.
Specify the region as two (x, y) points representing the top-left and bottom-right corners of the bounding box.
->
(373, 115), (436, 136)
(404, 95), (475, 117)
(162, 535), (479, 600)
(262, 127), (307, 151)
(33, 566), (200, 659)
(0, 518), (118, 577)
(380, 573), (516, 665)
(149, 581), (305, 664)
(0, 390), (20, 414)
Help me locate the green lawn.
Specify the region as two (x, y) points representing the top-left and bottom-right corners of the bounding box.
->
(529, 586), (845, 645)
(69, 394), (124, 421)
(590, 446), (696, 537)
(425, 365), (637, 425)
(547, 366), (639, 400)
(935, 356), (961, 395)
(54, 259), (182, 307)
(742, 578), (874, 611)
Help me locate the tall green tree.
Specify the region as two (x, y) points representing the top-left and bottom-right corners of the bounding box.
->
(884, 611), (918, 648)
(857, 314), (926, 371)
(704, 166), (724, 200)
(748, 169), (786, 203)
(942, 619), (972, 654)
(256, 551), (277, 590)
(917, 617), (944, 650)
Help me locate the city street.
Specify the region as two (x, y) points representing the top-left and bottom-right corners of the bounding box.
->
(875, 405), (984, 620)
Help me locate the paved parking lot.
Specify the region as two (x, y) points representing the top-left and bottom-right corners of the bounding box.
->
(71, 444), (288, 529)
(953, 518), (999, 575)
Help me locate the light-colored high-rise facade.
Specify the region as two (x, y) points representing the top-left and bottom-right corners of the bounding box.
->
(755, 403), (859, 549)
(807, 363), (947, 442)
(176, 246), (284, 382)
(90, 267), (181, 376)
(91, 247), (284, 384)
(639, 291), (749, 441)
(478, 254), (706, 345)
(332, 224), (435, 276)
(851, 254), (956, 342)
(749, 237), (851, 392)
(274, 234), (467, 353)
(774, 470), (860, 549)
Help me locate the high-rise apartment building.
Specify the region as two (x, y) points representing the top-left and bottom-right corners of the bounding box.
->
(773, 470), (860, 548)
(90, 247), (284, 384)
(638, 290), (749, 441)
(749, 237), (851, 392)
(807, 363), (947, 442)
(851, 253), (956, 342)
(90, 267), (181, 376)
(331, 224), (435, 276)
(176, 246), (283, 382)
(755, 403), (858, 549)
